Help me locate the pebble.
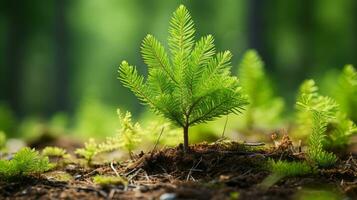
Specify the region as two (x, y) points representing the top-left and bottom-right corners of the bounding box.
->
(160, 193), (176, 200)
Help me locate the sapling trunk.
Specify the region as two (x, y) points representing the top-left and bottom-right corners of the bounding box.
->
(183, 125), (189, 153)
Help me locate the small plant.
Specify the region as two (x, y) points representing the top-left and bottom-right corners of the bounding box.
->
(261, 160), (314, 189)
(42, 146), (68, 158)
(269, 160), (314, 177)
(99, 109), (141, 159)
(75, 138), (99, 165)
(238, 50), (284, 129)
(0, 147), (53, 180)
(42, 146), (71, 166)
(118, 5), (248, 152)
(93, 175), (127, 187)
(296, 80), (338, 167)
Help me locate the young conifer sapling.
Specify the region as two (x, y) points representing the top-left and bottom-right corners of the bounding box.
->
(118, 5), (248, 152)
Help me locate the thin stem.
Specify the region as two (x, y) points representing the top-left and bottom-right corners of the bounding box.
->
(221, 115), (229, 138)
(183, 124), (189, 153)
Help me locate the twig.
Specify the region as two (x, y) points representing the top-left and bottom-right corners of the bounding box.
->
(243, 142), (265, 146)
(221, 115), (229, 138)
(110, 161), (120, 177)
(186, 157), (203, 181)
(151, 127), (165, 156)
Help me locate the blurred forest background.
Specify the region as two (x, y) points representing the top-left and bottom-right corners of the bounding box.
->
(0, 0), (356, 140)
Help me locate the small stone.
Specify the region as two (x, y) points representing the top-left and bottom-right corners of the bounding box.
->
(160, 193), (176, 200)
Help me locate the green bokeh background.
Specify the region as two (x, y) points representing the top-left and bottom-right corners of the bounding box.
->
(0, 0), (356, 139)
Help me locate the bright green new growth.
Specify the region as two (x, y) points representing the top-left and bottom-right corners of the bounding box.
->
(42, 147), (68, 158)
(75, 138), (99, 165)
(325, 112), (357, 150)
(75, 109), (142, 163)
(93, 175), (127, 187)
(99, 109), (141, 159)
(0, 147), (53, 180)
(261, 160), (314, 190)
(269, 160), (314, 177)
(118, 5), (248, 152)
(238, 50), (284, 129)
(296, 80), (338, 167)
(307, 111), (338, 167)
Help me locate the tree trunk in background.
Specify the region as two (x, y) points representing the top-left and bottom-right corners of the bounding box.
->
(247, 0), (264, 53)
(3, 0), (27, 115)
(53, 0), (70, 113)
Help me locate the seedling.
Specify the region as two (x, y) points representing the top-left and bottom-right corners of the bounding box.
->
(93, 175), (127, 187)
(42, 146), (71, 166)
(0, 147), (53, 181)
(75, 138), (99, 165)
(99, 109), (142, 159)
(118, 5), (248, 152)
(42, 146), (68, 158)
(76, 109), (142, 163)
(296, 80), (339, 167)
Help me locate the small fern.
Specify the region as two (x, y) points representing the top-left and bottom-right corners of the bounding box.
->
(307, 111), (337, 168)
(99, 109), (142, 159)
(118, 5), (248, 152)
(0, 147), (53, 180)
(75, 138), (99, 165)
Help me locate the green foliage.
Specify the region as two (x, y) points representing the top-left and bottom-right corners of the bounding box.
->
(93, 175), (127, 186)
(295, 77), (357, 152)
(307, 111), (338, 168)
(75, 109), (142, 163)
(334, 65), (357, 122)
(325, 112), (357, 150)
(0, 131), (6, 151)
(42, 147), (68, 158)
(237, 50), (284, 129)
(0, 147), (53, 180)
(75, 138), (99, 164)
(269, 160), (314, 177)
(118, 5), (248, 151)
(99, 109), (142, 158)
(296, 80), (339, 167)
(0, 103), (16, 136)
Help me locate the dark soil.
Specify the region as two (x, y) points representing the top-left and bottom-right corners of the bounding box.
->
(1, 141), (356, 200)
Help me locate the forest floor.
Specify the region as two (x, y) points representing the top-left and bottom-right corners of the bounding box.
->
(0, 140), (357, 200)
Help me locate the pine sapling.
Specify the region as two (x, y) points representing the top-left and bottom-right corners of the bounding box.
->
(118, 5), (248, 152)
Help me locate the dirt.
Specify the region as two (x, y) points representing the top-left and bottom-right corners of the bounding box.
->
(0, 141), (356, 200)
